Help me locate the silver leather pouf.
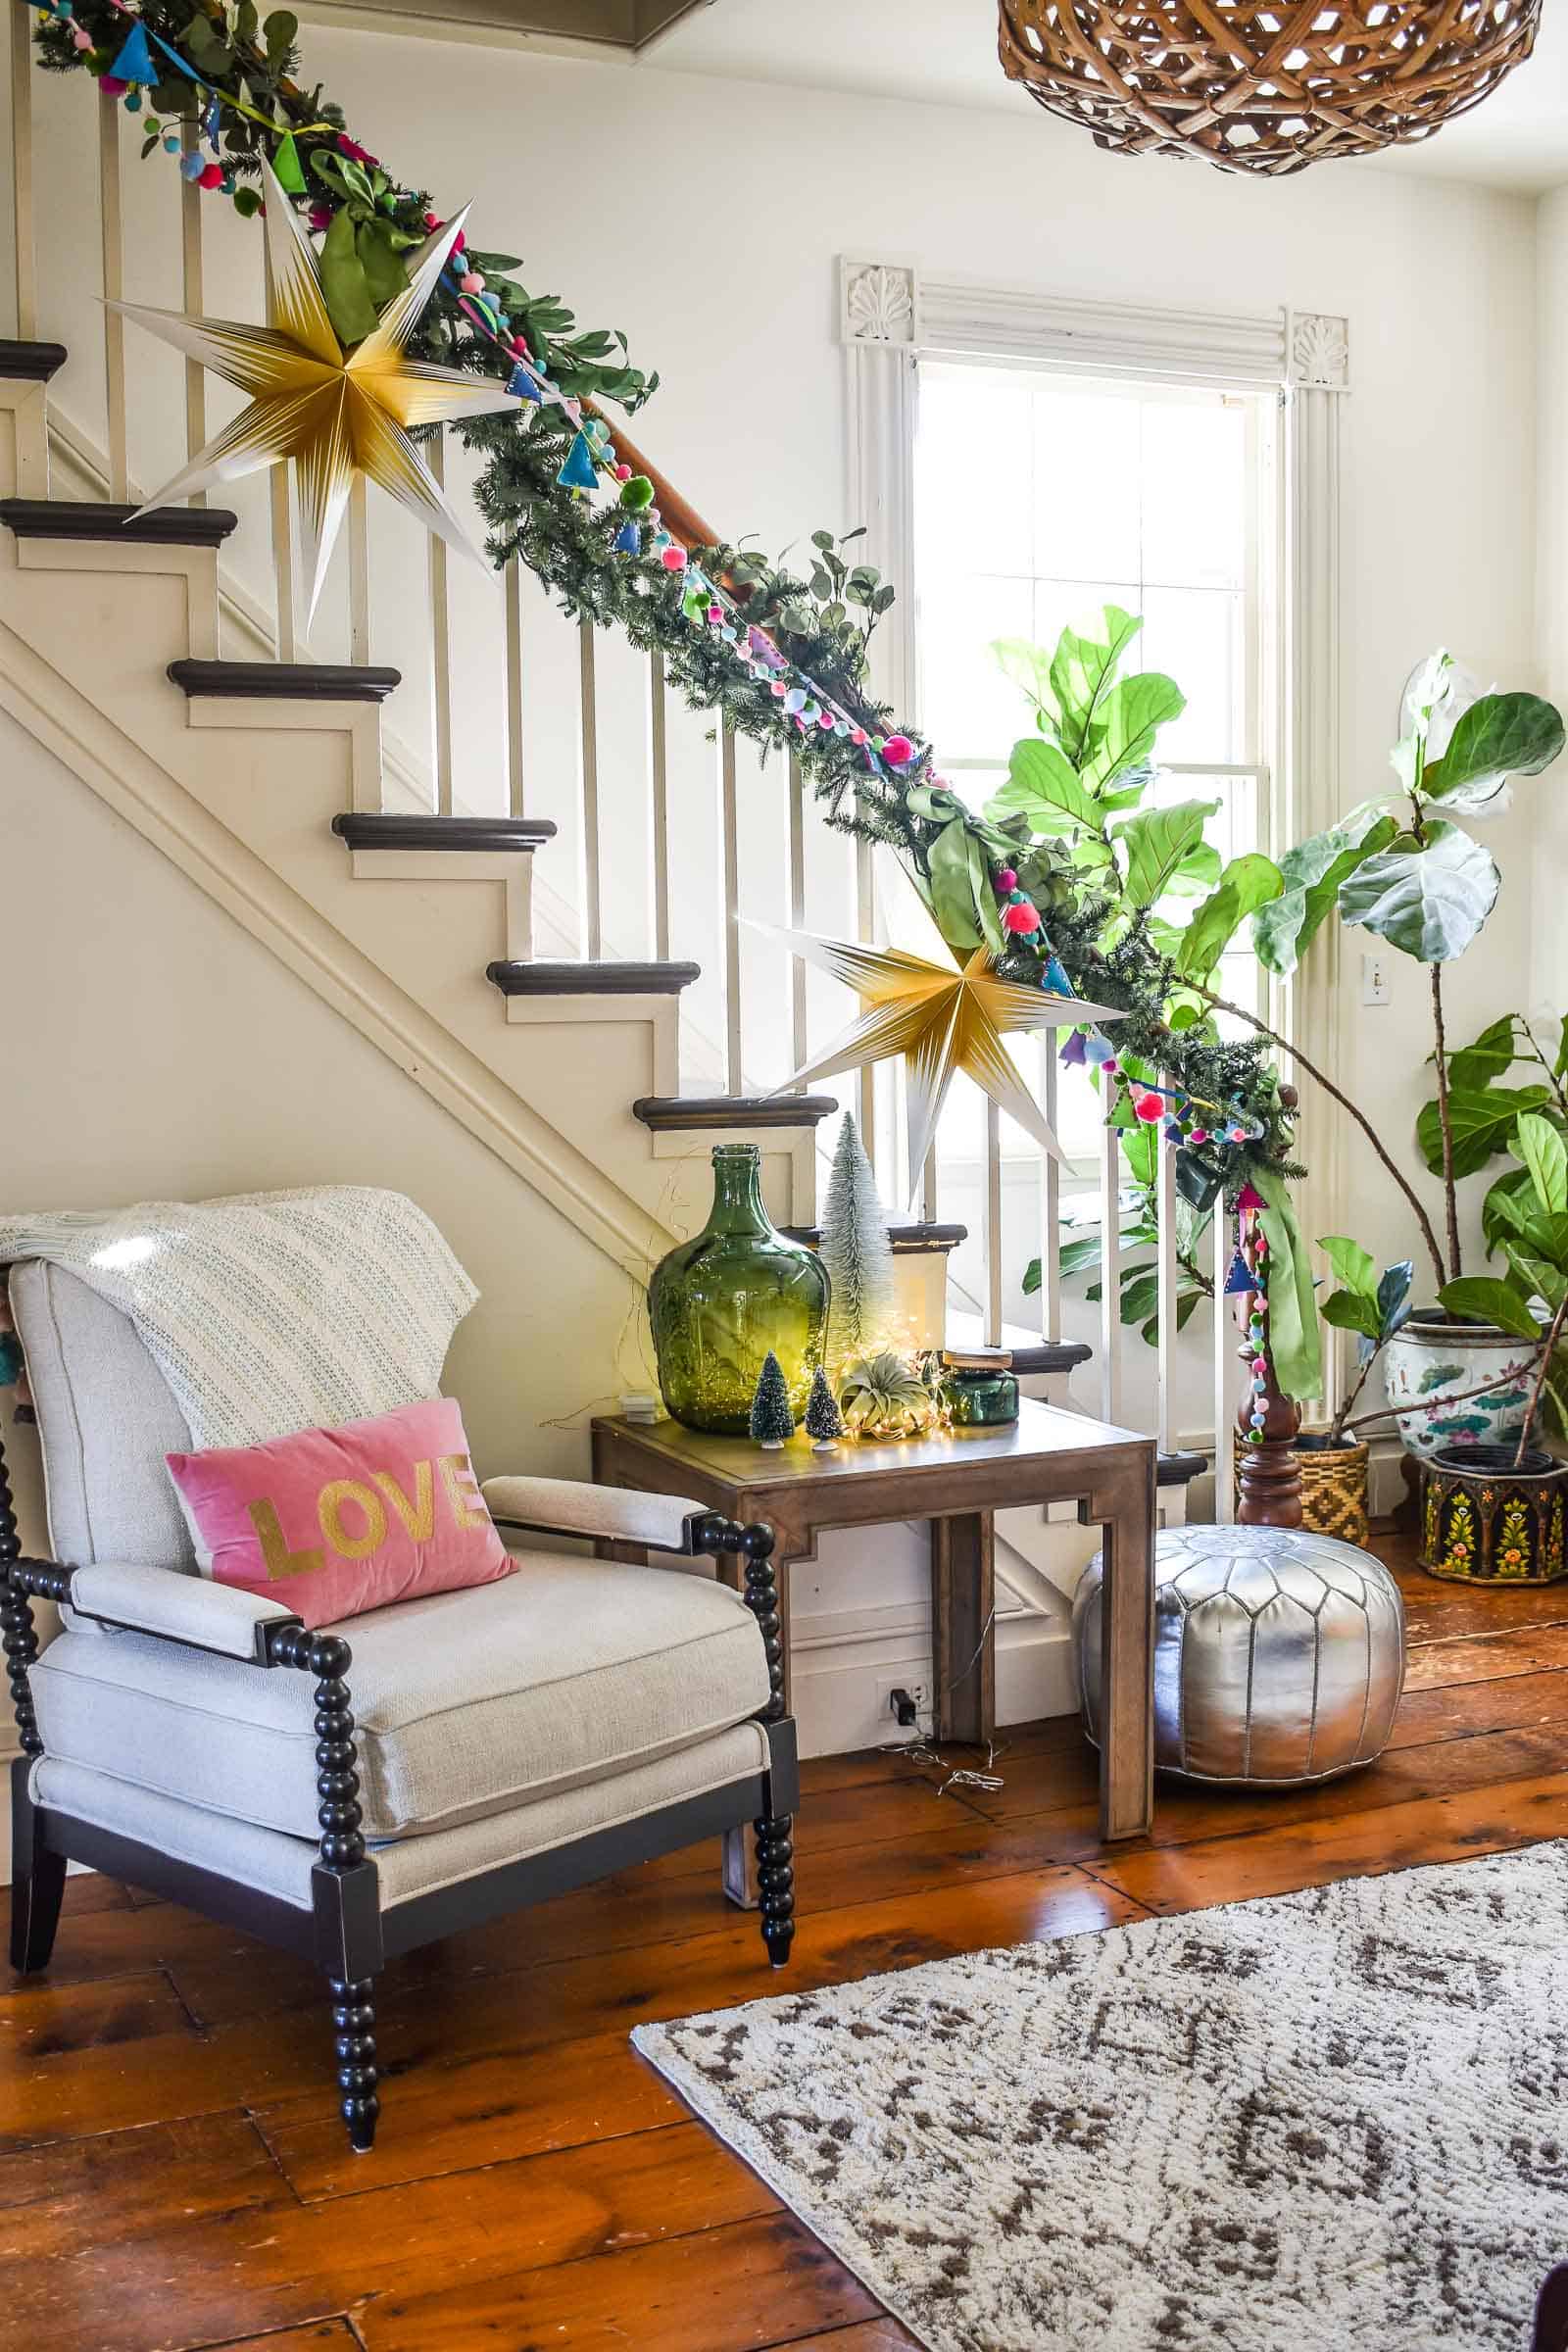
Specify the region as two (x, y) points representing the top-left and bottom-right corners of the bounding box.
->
(1073, 1524), (1406, 1787)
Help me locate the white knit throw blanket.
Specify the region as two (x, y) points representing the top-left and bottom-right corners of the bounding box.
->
(0, 1187), (478, 1447)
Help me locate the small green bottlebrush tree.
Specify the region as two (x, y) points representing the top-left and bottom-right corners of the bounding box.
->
(818, 1114), (896, 1368)
(804, 1367), (845, 1448)
(749, 1351), (795, 1448)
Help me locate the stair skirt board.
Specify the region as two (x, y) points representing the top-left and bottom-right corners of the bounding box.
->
(488, 959), (703, 996)
(331, 812), (558, 854)
(0, 499), (240, 547)
(633, 1094), (840, 1131)
(168, 660), (403, 702)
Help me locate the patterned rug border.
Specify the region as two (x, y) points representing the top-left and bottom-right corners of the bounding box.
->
(631, 1836), (1568, 2352)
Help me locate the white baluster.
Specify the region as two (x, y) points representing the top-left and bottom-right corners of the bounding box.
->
(1155, 1076), (1178, 1455)
(10, 6), (37, 341)
(984, 1101), (1004, 1348)
(719, 719), (742, 1092)
(270, 466), (297, 662)
(1214, 1206), (1237, 1523)
(1037, 1037), (1061, 1340)
(578, 617), (601, 956)
(98, 90), (127, 502)
(787, 753), (807, 1070)
(347, 476), (369, 667)
(1100, 1111), (1122, 1426)
(504, 556), (524, 818)
(427, 430), (454, 814)
(648, 652), (669, 958)
(179, 123), (206, 500)
(856, 835), (876, 1165)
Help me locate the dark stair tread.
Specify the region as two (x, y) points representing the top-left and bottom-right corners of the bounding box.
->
(0, 340), (69, 382)
(943, 1310), (1093, 1377)
(488, 959), (702, 997)
(333, 812), (557, 854)
(785, 1220), (969, 1257)
(1, 498), (238, 547)
(169, 659), (401, 702)
(633, 1094), (839, 1131)
(1157, 1448), (1208, 1487)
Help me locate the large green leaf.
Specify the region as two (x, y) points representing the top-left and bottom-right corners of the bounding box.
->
(1318, 1235), (1379, 1302)
(1517, 1110), (1568, 1220)
(991, 638), (1058, 727)
(1336, 820), (1499, 963)
(1116, 799), (1220, 910)
(1175, 854), (1285, 981)
(986, 738), (1102, 836)
(1424, 692), (1565, 804)
(1322, 1290), (1383, 1345)
(1252, 805), (1396, 977)
(1050, 608), (1142, 764)
(1502, 1244), (1568, 1313)
(1416, 1082), (1552, 1180)
(1446, 1013), (1519, 1093)
(1081, 671), (1186, 793)
(1437, 1276), (1543, 1343)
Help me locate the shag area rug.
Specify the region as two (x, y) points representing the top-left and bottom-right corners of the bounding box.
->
(633, 1841), (1568, 2351)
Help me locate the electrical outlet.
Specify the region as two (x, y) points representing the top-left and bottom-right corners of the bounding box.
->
(1361, 951), (1390, 1007)
(875, 1674), (930, 1734)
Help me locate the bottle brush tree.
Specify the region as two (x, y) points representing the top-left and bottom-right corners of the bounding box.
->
(804, 1366), (845, 1448)
(749, 1351), (795, 1448)
(819, 1112), (896, 1366)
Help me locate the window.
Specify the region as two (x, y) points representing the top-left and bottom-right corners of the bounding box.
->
(911, 358), (1280, 1170)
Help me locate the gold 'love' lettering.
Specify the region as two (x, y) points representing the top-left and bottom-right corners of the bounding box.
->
(318, 1479), (389, 1559)
(372, 1459), (436, 1541)
(248, 1497), (325, 1583)
(245, 1454), (487, 1580)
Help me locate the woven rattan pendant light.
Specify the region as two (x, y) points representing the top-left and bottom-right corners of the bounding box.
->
(998, 3), (1542, 176)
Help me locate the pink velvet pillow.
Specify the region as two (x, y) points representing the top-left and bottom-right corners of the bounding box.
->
(165, 1396), (514, 1631)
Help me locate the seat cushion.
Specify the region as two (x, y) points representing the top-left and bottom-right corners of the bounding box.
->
(28, 1552), (770, 1840)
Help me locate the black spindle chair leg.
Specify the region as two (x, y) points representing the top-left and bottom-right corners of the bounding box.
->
(754, 1805), (795, 1969)
(328, 1975), (380, 2152)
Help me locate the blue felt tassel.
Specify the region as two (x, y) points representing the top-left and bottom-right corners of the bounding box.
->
(1058, 1029), (1088, 1067)
(1223, 1250), (1254, 1297)
(613, 520), (641, 556)
(1042, 955), (1073, 998)
(507, 364), (542, 402)
(1083, 1036), (1115, 1068)
(109, 20), (157, 83)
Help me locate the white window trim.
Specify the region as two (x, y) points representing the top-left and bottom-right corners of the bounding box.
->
(840, 259), (1349, 1396)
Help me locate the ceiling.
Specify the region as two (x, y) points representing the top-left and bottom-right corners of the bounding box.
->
(649, 0), (1568, 198)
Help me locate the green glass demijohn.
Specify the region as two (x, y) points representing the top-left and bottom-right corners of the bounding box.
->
(649, 1144), (830, 1435)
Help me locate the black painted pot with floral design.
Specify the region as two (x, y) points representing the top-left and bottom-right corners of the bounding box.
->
(1419, 1445), (1568, 1586)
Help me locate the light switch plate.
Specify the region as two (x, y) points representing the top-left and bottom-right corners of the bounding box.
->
(1361, 952), (1390, 1007)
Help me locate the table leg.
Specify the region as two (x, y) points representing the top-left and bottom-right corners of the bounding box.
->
(1094, 1455), (1156, 1841)
(930, 1511), (996, 1744)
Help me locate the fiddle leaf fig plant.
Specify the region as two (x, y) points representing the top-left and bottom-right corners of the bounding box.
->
(1317, 1238), (1413, 1442)
(1438, 1113), (1568, 1463)
(1256, 652), (1565, 1287)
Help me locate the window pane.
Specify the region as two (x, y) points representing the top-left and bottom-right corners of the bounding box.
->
(1032, 387), (1141, 582)
(1140, 399), (1248, 589)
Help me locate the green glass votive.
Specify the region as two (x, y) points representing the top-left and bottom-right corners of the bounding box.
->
(940, 1364), (1020, 1427)
(648, 1144), (830, 1435)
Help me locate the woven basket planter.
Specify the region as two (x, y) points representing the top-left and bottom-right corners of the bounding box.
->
(1419, 1446), (1568, 1586)
(997, 3), (1543, 177)
(1233, 1433), (1370, 1547)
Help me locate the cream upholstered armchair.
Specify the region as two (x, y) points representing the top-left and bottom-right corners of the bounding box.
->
(0, 1261), (796, 2155)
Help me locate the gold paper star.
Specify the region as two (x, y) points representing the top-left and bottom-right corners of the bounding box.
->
(755, 900), (1124, 1203)
(110, 159), (522, 621)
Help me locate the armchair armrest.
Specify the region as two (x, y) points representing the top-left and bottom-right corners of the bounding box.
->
(15, 1558), (301, 1664)
(482, 1474), (713, 1555)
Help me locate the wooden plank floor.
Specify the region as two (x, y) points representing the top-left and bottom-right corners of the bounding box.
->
(4, 1536), (1566, 2352)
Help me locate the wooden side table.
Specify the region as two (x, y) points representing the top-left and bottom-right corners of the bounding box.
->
(590, 1397), (1157, 1842)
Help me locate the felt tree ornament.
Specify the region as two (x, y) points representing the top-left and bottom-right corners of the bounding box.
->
(804, 1367), (845, 1450)
(818, 1113), (896, 1367)
(749, 1351), (795, 1449)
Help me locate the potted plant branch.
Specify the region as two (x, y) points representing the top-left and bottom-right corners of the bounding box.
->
(1257, 652), (1565, 1460)
(1419, 1112), (1568, 1582)
(1291, 1241), (1414, 1542)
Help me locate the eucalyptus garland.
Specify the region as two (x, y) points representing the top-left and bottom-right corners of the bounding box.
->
(28, 0), (1301, 1216)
